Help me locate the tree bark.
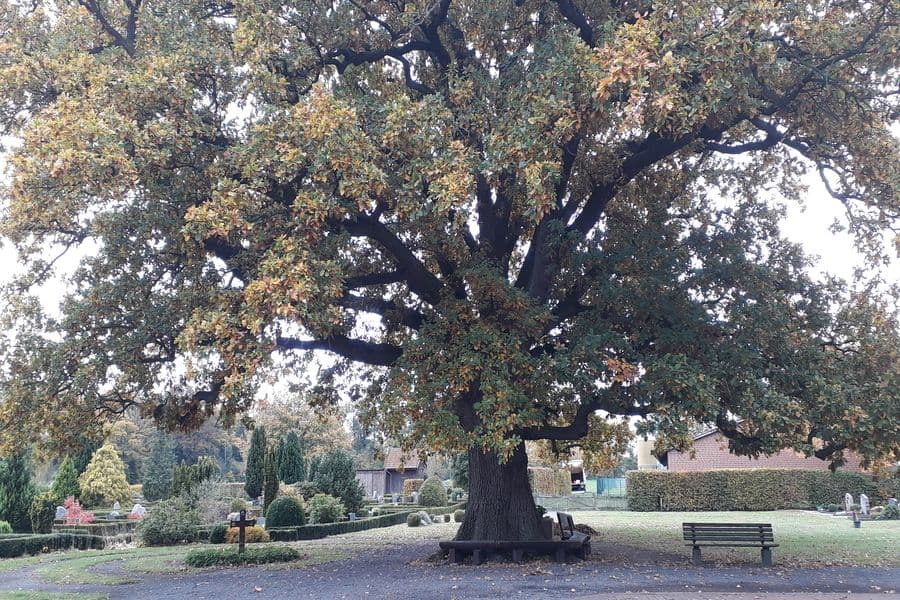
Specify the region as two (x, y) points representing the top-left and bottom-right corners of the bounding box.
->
(454, 442), (544, 541)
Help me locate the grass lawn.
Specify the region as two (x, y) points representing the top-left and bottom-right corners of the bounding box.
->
(577, 510), (900, 567)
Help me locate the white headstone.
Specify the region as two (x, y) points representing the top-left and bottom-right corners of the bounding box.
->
(419, 511), (432, 525)
(844, 493), (854, 512)
(859, 494), (869, 515)
(130, 503), (147, 518)
(112, 501), (121, 511)
(55, 506), (67, 520)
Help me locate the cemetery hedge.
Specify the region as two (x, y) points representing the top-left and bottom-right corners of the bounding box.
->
(185, 545), (300, 567)
(626, 469), (895, 511)
(528, 466), (572, 496)
(0, 532), (105, 558)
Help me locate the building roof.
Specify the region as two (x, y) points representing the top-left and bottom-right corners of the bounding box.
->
(383, 447), (423, 471)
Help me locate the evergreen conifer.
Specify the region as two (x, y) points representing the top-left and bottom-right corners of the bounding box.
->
(244, 427), (266, 499)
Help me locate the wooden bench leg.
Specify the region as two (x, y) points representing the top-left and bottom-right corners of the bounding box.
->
(691, 546), (702, 566)
(449, 548), (463, 564)
(580, 543), (590, 560)
(761, 547), (773, 567)
(472, 549), (485, 565)
(554, 547), (566, 563)
(511, 548), (524, 563)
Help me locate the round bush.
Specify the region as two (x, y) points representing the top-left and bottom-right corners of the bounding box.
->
(453, 509), (465, 523)
(136, 497), (201, 546)
(417, 477), (447, 507)
(307, 493), (345, 524)
(878, 505), (899, 520)
(209, 522), (229, 544)
(407, 513), (421, 527)
(0, 521), (12, 534)
(225, 525), (269, 544)
(265, 496), (307, 528)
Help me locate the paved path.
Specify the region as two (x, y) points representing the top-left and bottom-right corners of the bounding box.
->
(1, 543), (897, 599)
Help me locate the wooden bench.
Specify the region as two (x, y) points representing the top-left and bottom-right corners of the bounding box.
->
(682, 522), (778, 566)
(439, 512), (590, 564)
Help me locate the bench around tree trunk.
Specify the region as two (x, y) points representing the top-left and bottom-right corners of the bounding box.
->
(440, 511), (590, 564)
(682, 522), (778, 567)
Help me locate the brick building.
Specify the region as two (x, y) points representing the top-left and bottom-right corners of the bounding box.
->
(661, 429), (865, 472)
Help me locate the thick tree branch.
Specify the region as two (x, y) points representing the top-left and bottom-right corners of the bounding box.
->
(276, 334), (402, 366)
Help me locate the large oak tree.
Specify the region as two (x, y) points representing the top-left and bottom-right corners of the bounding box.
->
(1, 0), (898, 541)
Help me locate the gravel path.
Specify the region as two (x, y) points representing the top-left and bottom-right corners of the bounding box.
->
(2, 542), (896, 600)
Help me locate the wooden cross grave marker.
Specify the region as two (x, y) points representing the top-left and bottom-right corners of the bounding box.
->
(230, 509), (257, 554)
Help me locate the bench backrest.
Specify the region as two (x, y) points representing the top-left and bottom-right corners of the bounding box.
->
(683, 522), (774, 544)
(557, 512), (576, 540)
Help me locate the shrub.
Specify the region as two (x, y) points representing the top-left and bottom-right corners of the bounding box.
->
(185, 545), (299, 567)
(528, 466), (571, 496)
(0, 532), (105, 558)
(29, 491), (59, 534)
(171, 456), (218, 498)
(263, 446), (278, 513)
(266, 496), (307, 528)
(453, 509), (465, 523)
(626, 469), (884, 511)
(291, 481), (320, 500)
(209, 522), (229, 544)
(307, 493), (345, 524)
(225, 525), (269, 544)
(244, 427), (267, 499)
(0, 451), (36, 532)
(407, 513), (421, 527)
(0, 521), (11, 534)
(229, 498), (249, 513)
(402, 479), (424, 495)
(276, 431), (306, 485)
(78, 444), (132, 507)
(313, 449), (365, 514)
(137, 497), (200, 545)
(878, 505), (899, 520)
(142, 433), (175, 502)
(417, 477), (447, 507)
(63, 496), (94, 525)
(825, 503), (841, 513)
(50, 456), (81, 501)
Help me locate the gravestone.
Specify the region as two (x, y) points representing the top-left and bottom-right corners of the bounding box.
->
(106, 511), (119, 520)
(55, 506), (67, 520)
(130, 504), (147, 518)
(112, 501), (121, 512)
(419, 511), (432, 525)
(888, 498), (898, 508)
(859, 494), (869, 515)
(844, 493), (854, 512)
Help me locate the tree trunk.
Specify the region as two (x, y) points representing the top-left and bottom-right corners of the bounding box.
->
(455, 441), (543, 541)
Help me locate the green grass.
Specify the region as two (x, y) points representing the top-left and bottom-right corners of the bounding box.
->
(577, 510), (900, 567)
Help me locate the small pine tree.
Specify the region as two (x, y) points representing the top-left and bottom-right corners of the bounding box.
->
(78, 444), (132, 507)
(313, 449), (364, 514)
(51, 456), (81, 500)
(263, 446), (278, 513)
(244, 427), (266, 499)
(0, 451), (36, 532)
(278, 431), (305, 484)
(142, 432), (175, 501)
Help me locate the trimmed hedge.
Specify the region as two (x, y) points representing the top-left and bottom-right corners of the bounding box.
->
(185, 545), (300, 567)
(627, 469), (890, 511)
(265, 501), (467, 542)
(528, 466), (571, 496)
(0, 532), (105, 558)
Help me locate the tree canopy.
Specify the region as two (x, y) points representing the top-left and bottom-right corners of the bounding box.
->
(0, 0), (897, 540)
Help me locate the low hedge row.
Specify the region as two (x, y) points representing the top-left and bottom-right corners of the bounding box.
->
(0, 533), (105, 558)
(185, 545), (299, 567)
(267, 511), (412, 541)
(52, 521), (138, 537)
(627, 469), (897, 511)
